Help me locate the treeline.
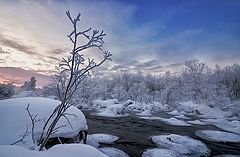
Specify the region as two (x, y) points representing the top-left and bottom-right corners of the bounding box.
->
(43, 59), (240, 106)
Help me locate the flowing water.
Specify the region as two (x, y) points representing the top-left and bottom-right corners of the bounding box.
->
(83, 110), (240, 157)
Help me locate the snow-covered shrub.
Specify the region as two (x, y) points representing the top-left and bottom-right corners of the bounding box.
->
(0, 83), (15, 99)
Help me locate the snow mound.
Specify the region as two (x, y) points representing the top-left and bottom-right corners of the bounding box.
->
(0, 144), (108, 157)
(195, 130), (240, 143)
(91, 99), (119, 110)
(187, 120), (206, 125)
(0, 97), (87, 148)
(97, 104), (128, 117)
(177, 101), (198, 113)
(99, 147), (129, 157)
(142, 148), (179, 157)
(88, 133), (119, 144)
(151, 134), (210, 156)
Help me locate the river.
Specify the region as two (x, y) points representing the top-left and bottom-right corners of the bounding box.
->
(83, 110), (240, 157)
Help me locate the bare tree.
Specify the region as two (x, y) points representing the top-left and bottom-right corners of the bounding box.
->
(38, 11), (112, 150)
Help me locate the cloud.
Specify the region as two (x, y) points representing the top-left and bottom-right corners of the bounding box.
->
(0, 32), (39, 56)
(0, 67), (51, 87)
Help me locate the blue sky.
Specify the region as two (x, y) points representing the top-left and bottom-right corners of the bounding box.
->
(0, 0), (239, 86)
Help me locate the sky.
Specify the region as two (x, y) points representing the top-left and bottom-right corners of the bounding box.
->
(0, 0), (239, 87)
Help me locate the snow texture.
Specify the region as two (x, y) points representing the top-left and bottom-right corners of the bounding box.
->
(195, 130), (240, 143)
(151, 134), (210, 157)
(99, 147), (129, 157)
(88, 134), (119, 144)
(0, 97), (87, 147)
(0, 144), (108, 157)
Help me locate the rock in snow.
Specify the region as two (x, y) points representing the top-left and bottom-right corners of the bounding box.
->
(99, 147), (129, 157)
(0, 97), (87, 148)
(195, 130), (240, 143)
(150, 134), (210, 157)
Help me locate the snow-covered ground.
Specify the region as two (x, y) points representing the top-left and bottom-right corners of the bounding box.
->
(0, 144), (108, 157)
(150, 134), (210, 157)
(195, 130), (240, 143)
(0, 97), (87, 148)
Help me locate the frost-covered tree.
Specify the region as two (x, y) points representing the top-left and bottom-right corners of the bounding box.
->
(22, 76), (36, 91)
(38, 11), (112, 150)
(182, 59), (208, 101)
(0, 83), (15, 99)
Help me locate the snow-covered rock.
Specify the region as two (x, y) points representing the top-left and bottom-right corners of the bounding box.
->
(187, 120), (206, 125)
(201, 119), (240, 134)
(161, 117), (192, 126)
(97, 104), (128, 117)
(195, 130), (240, 143)
(136, 110), (152, 116)
(140, 116), (191, 126)
(168, 110), (181, 116)
(142, 148), (179, 157)
(91, 99), (119, 110)
(174, 114), (191, 120)
(0, 97), (87, 148)
(0, 144), (108, 157)
(99, 147), (129, 157)
(151, 134), (210, 157)
(88, 133), (119, 144)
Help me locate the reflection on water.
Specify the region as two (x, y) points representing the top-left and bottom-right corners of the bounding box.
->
(84, 110), (240, 157)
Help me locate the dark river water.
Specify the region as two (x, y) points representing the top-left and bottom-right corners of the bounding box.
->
(83, 110), (240, 157)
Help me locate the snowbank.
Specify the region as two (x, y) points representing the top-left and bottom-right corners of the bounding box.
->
(0, 144), (108, 157)
(0, 97), (87, 148)
(88, 134), (119, 144)
(150, 134), (210, 156)
(99, 147), (129, 157)
(142, 148), (179, 157)
(195, 130), (240, 143)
